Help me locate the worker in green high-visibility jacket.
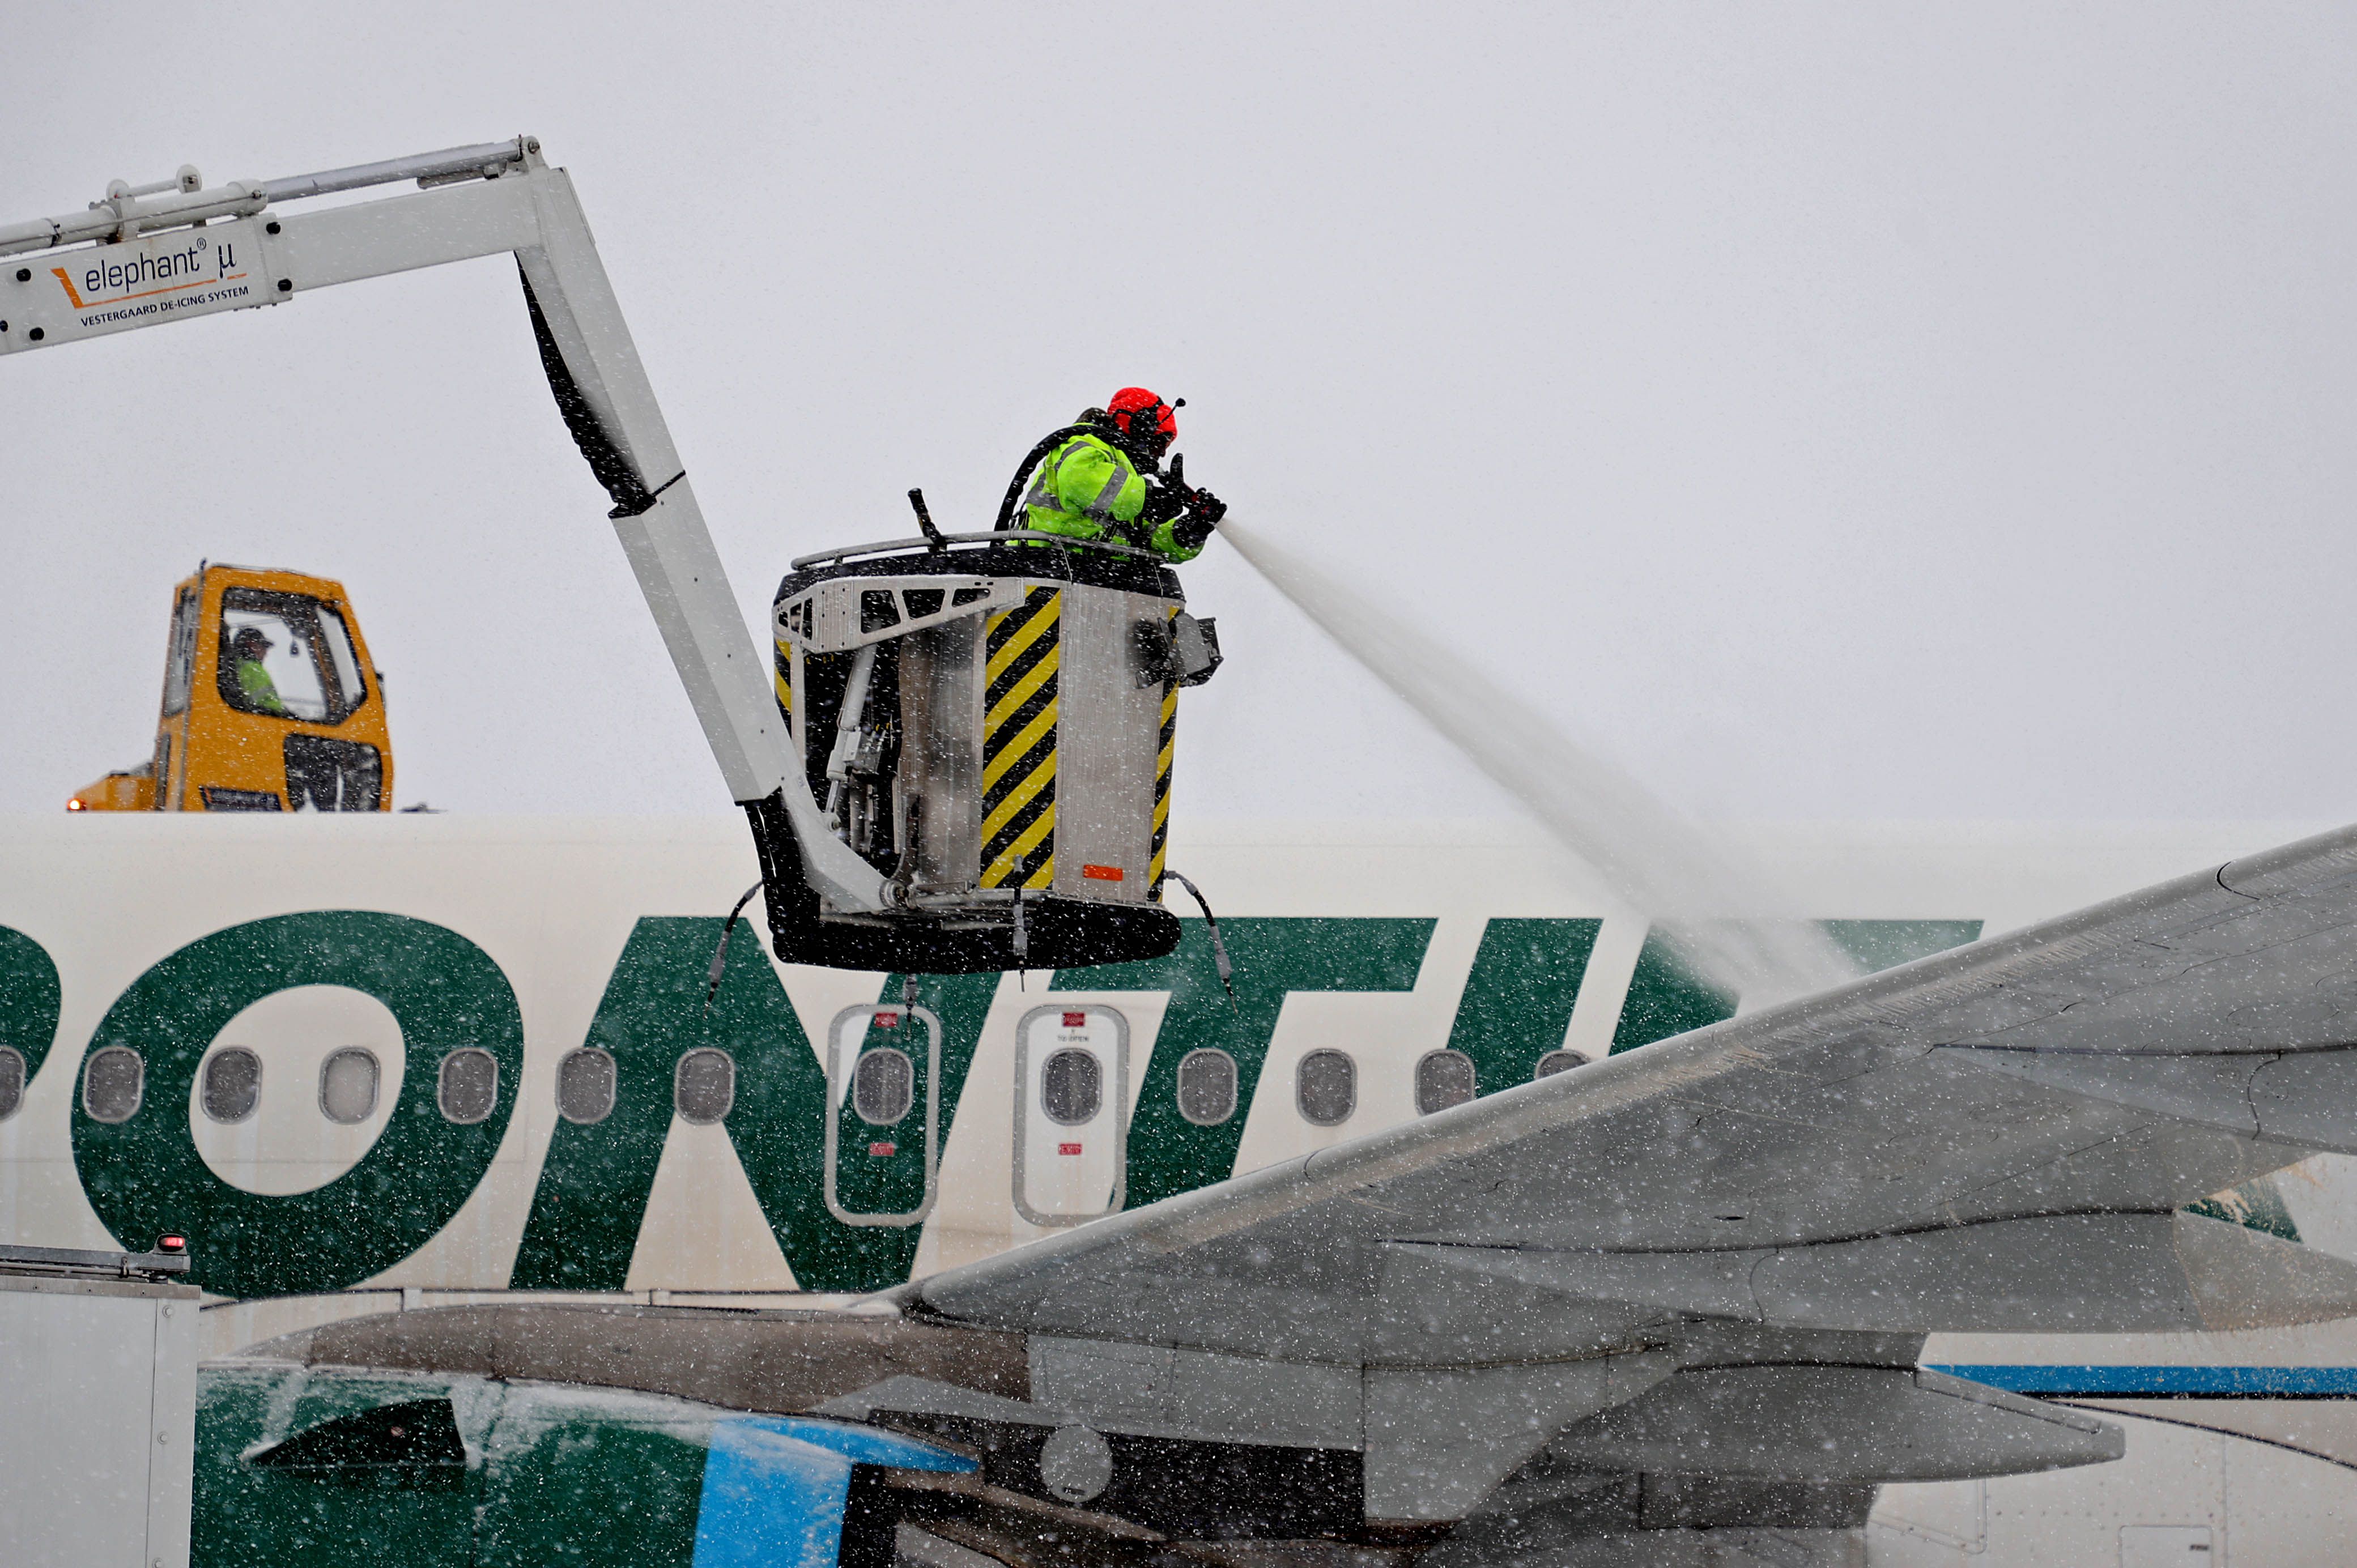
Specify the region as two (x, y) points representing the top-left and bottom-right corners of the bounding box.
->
(227, 627), (287, 715)
(1018, 386), (1226, 564)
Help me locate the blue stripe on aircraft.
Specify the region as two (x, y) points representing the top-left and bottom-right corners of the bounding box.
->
(694, 1417), (975, 1568)
(1934, 1364), (2357, 1396)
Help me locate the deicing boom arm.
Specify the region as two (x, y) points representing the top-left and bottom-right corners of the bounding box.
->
(0, 137), (886, 912)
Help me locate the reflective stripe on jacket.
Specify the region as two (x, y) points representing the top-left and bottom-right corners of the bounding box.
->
(236, 659), (287, 714)
(1020, 433), (1203, 564)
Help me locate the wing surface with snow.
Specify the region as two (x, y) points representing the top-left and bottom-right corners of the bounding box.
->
(918, 824), (2357, 1362)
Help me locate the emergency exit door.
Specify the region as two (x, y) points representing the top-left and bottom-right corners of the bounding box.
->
(823, 1003), (942, 1227)
(1014, 1004), (1129, 1226)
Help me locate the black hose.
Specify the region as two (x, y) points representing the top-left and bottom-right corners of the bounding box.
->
(992, 423), (1100, 533)
(907, 488), (946, 551)
(1159, 871), (1237, 1011)
(703, 880), (765, 1014)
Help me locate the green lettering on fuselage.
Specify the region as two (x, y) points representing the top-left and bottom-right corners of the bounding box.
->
(1445, 918), (1601, 1087)
(1611, 928), (1738, 1053)
(14, 911), (2001, 1299)
(1053, 918), (1435, 1209)
(0, 925), (61, 1085)
(510, 917), (1001, 1294)
(70, 912), (524, 1299)
(1610, 919), (1988, 1054)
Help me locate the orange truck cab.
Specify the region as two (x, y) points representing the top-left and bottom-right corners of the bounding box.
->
(70, 565), (393, 812)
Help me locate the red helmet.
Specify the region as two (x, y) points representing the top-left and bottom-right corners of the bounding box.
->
(1108, 386), (1178, 442)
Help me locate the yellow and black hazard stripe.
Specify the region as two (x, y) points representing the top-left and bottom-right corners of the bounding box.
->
(981, 587), (1061, 889)
(1150, 641), (1178, 897)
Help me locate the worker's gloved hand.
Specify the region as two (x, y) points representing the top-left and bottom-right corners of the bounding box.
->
(1171, 489), (1226, 551)
(1141, 482), (1187, 528)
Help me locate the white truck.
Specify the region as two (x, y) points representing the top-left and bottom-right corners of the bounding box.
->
(0, 1242), (199, 1568)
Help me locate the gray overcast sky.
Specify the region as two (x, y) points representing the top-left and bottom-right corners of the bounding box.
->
(6, 4), (2356, 826)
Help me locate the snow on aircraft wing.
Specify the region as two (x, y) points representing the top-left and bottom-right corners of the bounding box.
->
(915, 823), (2357, 1362)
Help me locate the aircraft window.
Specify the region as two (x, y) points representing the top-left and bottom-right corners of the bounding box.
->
(84, 1046), (144, 1123)
(318, 1047), (380, 1124)
(160, 590), (199, 718)
(1296, 1049), (1356, 1127)
(1535, 1049), (1589, 1080)
(1415, 1049), (1477, 1115)
(1175, 1048), (1237, 1126)
(852, 1047), (914, 1126)
(556, 1048), (616, 1125)
(1040, 1047), (1102, 1127)
(316, 604), (367, 712)
(0, 1046), (23, 1120)
(437, 1048), (497, 1125)
(218, 590), (332, 722)
(675, 1047), (735, 1125)
(201, 1047), (262, 1123)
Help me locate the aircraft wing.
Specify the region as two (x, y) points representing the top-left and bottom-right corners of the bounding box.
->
(916, 821), (2357, 1364)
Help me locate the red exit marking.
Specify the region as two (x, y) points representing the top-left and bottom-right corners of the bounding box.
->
(874, 1010), (900, 1028)
(1063, 1011), (1087, 1027)
(868, 1141), (896, 1157)
(1058, 1143), (1083, 1156)
(1080, 863), (1124, 881)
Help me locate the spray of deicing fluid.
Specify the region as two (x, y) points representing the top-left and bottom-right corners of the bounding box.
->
(1218, 515), (1860, 1007)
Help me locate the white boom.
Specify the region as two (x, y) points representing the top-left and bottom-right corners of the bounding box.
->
(1, 137), (886, 912)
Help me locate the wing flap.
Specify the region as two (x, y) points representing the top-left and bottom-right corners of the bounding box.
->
(1399, 1212), (2357, 1333)
(1545, 1364), (2122, 1482)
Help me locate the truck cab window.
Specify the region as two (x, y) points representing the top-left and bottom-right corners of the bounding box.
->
(316, 604), (367, 712)
(219, 591), (332, 721)
(160, 590), (199, 717)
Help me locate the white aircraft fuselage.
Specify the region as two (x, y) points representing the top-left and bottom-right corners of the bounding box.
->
(2, 813), (2350, 1566)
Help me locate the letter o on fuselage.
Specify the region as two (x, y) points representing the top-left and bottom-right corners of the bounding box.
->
(71, 911), (524, 1299)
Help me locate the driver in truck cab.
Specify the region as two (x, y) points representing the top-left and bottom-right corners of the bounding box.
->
(227, 627), (287, 715)
(1019, 387), (1227, 564)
